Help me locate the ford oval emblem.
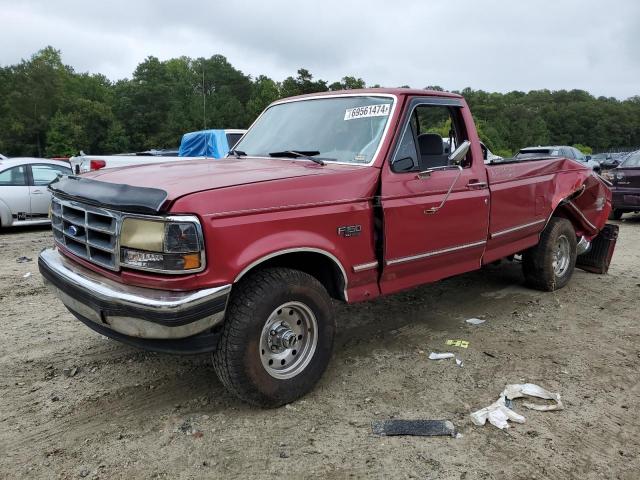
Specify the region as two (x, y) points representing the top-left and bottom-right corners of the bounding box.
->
(67, 225), (78, 236)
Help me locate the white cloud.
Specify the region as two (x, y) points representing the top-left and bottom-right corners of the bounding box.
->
(0, 0), (638, 98)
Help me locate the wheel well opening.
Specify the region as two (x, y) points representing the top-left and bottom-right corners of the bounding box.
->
(551, 203), (587, 237)
(239, 252), (347, 301)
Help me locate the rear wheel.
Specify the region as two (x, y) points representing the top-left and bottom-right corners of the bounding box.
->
(609, 209), (623, 220)
(213, 268), (335, 407)
(523, 218), (577, 291)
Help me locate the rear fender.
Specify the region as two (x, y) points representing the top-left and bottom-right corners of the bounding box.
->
(0, 199), (12, 227)
(549, 172), (612, 238)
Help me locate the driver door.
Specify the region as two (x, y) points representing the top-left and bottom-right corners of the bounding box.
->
(379, 98), (490, 295)
(28, 163), (72, 217)
(0, 164), (30, 223)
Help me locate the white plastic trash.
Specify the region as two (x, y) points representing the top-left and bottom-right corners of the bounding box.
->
(466, 318), (485, 325)
(470, 383), (563, 430)
(428, 352), (455, 360)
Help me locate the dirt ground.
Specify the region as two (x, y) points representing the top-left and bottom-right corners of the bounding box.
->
(1, 217), (639, 480)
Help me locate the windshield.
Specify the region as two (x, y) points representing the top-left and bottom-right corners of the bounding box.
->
(621, 151), (640, 168)
(234, 96), (394, 164)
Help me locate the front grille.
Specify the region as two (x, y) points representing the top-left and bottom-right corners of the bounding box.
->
(51, 197), (120, 270)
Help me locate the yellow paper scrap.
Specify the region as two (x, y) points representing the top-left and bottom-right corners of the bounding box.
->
(445, 339), (469, 348)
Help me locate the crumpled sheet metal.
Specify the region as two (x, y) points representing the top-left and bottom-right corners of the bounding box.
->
(470, 383), (563, 429)
(486, 158), (610, 238)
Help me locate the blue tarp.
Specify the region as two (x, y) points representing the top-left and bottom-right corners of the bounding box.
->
(178, 129), (229, 158)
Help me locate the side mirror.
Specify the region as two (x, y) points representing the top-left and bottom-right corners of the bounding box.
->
(393, 156), (415, 172)
(448, 140), (471, 165)
(585, 155), (592, 161)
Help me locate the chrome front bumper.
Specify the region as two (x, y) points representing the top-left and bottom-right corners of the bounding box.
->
(39, 248), (230, 341)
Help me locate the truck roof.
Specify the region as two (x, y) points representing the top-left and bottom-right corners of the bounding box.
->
(280, 88), (463, 102)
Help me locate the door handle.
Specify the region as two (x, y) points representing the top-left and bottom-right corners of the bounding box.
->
(32, 189), (44, 194)
(467, 180), (487, 190)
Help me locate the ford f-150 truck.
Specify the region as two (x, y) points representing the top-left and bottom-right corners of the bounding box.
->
(39, 89), (615, 407)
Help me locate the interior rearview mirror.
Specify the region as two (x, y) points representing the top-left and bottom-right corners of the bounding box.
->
(448, 140), (471, 164)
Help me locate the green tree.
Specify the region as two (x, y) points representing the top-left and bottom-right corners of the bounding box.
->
(247, 75), (280, 119)
(573, 144), (592, 155)
(329, 76), (365, 91)
(2, 47), (640, 158)
(280, 68), (328, 97)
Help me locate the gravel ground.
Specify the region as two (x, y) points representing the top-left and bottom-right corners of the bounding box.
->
(1, 217), (639, 479)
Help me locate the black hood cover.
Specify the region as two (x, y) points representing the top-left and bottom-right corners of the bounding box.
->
(49, 175), (168, 214)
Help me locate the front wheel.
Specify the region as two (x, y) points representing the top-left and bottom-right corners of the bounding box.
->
(213, 268), (335, 407)
(523, 218), (577, 291)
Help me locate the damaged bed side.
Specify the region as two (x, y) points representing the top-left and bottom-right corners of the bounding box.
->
(486, 158), (618, 274)
(551, 170), (619, 274)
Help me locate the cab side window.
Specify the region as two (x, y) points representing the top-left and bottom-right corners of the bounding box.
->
(0, 165), (27, 186)
(392, 104), (470, 172)
(31, 164), (71, 186)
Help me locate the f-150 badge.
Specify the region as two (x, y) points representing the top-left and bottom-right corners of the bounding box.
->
(337, 225), (362, 237)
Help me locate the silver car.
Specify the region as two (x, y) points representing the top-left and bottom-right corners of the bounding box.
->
(0, 157), (72, 228)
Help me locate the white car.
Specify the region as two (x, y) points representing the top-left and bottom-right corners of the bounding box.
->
(0, 158), (72, 228)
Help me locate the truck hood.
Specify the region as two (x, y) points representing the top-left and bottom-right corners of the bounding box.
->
(52, 157), (373, 214)
(91, 157), (348, 195)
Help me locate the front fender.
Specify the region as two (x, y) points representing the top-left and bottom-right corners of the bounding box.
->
(0, 199), (12, 227)
(232, 231), (349, 282)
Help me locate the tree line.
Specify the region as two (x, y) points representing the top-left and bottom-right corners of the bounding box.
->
(1, 47), (639, 158)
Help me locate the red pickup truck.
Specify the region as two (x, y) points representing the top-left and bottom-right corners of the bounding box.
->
(39, 89), (615, 407)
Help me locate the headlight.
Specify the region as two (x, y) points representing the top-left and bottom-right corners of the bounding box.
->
(119, 216), (204, 273)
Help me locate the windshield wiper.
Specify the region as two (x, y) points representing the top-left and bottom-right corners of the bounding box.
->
(228, 149), (247, 158)
(268, 150), (333, 166)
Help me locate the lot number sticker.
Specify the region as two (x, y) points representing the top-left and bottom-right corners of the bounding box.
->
(344, 104), (391, 121)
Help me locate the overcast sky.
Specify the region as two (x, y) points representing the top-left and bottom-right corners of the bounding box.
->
(1, 0), (638, 99)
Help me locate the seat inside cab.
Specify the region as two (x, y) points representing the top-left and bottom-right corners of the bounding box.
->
(391, 102), (472, 173)
(417, 133), (449, 169)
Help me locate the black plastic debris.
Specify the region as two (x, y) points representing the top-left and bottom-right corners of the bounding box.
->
(576, 223), (619, 274)
(371, 419), (456, 437)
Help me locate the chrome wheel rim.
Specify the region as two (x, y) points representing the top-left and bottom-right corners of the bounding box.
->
(260, 301), (318, 379)
(552, 235), (571, 277)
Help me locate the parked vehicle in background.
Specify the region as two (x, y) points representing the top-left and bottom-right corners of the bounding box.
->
(135, 149), (180, 156)
(39, 89), (614, 407)
(481, 142), (503, 163)
(603, 150), (640, 220)
(70, 129), (247, 173)
(443, 138), (502, 163)
(597, 152), (629, 171)
(0, 158), (72, 228)
(592, 153), (611, 166)
(515, 146), (601, 172)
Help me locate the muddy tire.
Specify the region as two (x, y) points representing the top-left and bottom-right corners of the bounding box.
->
(212, 268), (335, 408)
(609, 209), (623, 220)
(523, 218), (577, 291)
